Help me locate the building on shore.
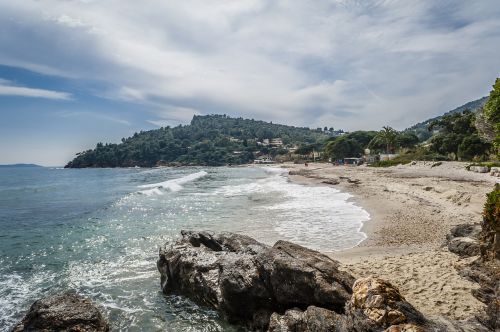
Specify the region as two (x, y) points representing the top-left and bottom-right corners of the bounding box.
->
(254, 156), (275, 164)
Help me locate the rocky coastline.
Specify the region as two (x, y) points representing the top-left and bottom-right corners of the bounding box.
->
(156, 230), (492, 331)
(12, 161), (499, 331)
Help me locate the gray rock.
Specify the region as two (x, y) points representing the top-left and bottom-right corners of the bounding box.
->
(158, 231), (355, 330)
(448, 237), (481, 257)
(446, 224), (481, 257)
(447, 224), (481, 239)
(12, 292), (108, 332)
(268, 306), (341, 332)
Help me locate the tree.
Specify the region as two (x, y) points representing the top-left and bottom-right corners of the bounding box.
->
(344, 131), (378, 147)
(428, 111), (491, 160)
(484, 78), (500, 124)
(377, 126), (398, 153)
(458, 135), (491, 161)
(396, 132), (419, 149)
(484, 78), (500, 156)
(325, 137), (363, 160)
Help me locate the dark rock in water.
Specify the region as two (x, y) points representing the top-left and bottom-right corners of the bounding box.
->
(12, 292), (109, 332)
(160, 231), (493, 331)
(158, 230), (355, 330)
(268, 306), (341, 332)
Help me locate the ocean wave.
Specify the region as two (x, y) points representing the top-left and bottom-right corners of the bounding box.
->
(138, 188), (164, 196)
(137, 171), (208, 193)
(215, 170), (369, 251)
(0, 268), (58, 330)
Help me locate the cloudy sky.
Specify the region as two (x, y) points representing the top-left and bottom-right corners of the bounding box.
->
(0, 0), (499, 165)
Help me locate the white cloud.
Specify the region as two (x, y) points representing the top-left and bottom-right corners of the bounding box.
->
(148, 107), (201, 127)
(0, 80), (72, 100)
(54, 110), (130, 125)
(0, 1), (499, 129)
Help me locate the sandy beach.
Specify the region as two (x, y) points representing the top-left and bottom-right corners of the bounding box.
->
(287, 161), (497, 321)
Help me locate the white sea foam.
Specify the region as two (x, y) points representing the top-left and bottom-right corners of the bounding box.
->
(260, 166), (287, 174)
(137, 171), (208, 193)
(216, 170), (369, 251)
(0, 268), (57, 329)
(138, 188), (164, 196)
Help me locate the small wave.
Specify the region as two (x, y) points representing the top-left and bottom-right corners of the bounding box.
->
(260, 166), (287, 174)
(138, 188), (164, 196)
(137, 171), (208, 193)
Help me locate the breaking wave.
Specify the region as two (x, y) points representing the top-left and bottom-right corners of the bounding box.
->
(138, 171), (208, 194)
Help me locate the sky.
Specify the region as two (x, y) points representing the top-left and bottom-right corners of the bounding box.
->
(0, 1), (499, 166)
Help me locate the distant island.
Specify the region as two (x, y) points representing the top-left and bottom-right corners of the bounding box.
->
(0, 163), (43, 168)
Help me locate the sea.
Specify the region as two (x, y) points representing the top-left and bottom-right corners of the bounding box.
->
(0, 166), (369, 331)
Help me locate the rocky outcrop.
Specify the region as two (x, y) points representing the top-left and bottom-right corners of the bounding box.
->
(341, 278), (427, 331)
(12, 292), (109, 332)
(448, 185), (500, 331)
(160, 231), (467, 331)
(446, 223), (481, 257)
(268, 306), (341, 331)
(158, 230), (355, 329)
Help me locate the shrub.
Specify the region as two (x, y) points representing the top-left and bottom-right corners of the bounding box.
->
(369, 159), (411, 167)
(482, 184), (500, 260)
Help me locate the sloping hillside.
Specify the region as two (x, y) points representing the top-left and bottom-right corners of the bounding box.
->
(65, 115), (328, 167)
(405, 97), (488, 140)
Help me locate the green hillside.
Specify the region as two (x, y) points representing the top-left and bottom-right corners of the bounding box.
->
(65, 115), (329, 167)
(405, 96), (488, 141)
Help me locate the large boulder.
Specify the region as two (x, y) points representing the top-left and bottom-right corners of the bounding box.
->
(12, 292), (109, 332)
(340, 277), (428, 332)
(158, 230), (355, 330)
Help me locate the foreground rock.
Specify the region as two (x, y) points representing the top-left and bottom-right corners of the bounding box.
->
(446, 223), (481, 257)
(268, 306), (341, 331)
(268, 277), (434, 332)
(159, 231), (483, 331)
(341, 277), (427, 331)
(158, 230), (354, 329)
(12, 292), (109, 332)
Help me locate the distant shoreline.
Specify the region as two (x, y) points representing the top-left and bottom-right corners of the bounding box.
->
(0, 163), (44, 168)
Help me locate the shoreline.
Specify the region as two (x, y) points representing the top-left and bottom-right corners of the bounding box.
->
(285, 161), (496, 321)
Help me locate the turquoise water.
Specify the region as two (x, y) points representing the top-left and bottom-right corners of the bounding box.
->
(0, 166), (369, 331)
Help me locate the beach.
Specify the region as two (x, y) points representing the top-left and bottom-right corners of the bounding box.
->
(287, 161), (497, 321)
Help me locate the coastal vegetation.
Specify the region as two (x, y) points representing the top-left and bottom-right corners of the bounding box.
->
(65, 115), (329, 167)
(326, 78), (500, 165)
(483, 78), (500, 157)
(427, 110), (491, 161)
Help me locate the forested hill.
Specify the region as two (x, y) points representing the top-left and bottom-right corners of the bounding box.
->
(405, 96), (488, 141)
(65, 115), (329, 167)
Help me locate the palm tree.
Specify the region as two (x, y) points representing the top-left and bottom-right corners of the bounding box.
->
(379, 126), (398, 153)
